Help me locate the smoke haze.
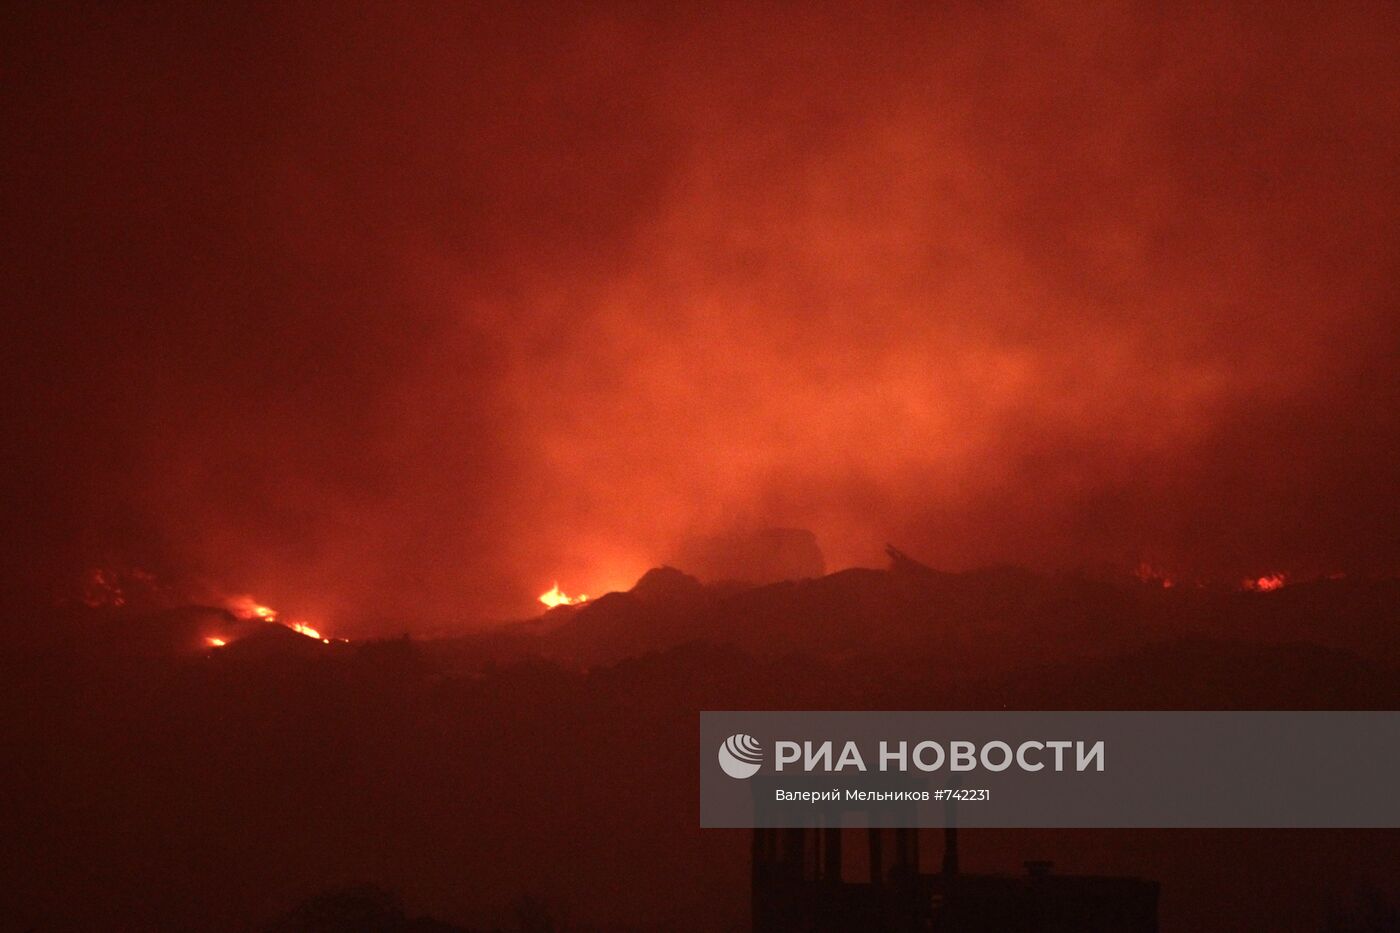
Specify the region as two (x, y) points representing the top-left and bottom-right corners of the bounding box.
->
(6, 2), (1398, 628)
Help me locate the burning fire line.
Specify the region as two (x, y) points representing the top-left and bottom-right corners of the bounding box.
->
(290, 621), (329, 643)
(211, 595), (339, 647)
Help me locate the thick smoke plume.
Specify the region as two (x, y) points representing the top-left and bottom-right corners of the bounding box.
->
(5, 2), (1397, 628)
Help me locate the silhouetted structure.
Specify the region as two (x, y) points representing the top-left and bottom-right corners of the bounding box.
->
(753, 819), (1157, 932)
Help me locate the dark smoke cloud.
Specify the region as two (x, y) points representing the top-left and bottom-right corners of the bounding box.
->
(5, 2), (1397, 628)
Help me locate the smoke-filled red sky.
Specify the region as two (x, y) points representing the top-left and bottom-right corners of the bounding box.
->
(4, 2), (1398, 628)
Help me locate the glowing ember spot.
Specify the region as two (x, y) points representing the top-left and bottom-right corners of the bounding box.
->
(1134, 562), (1174, 589)
(538, 583), (588, 608)
(289, 621), (322, 640)
(1245, 573), (1287, 592)
(206, 636), (227, 647)
(78, 567), (127, 607)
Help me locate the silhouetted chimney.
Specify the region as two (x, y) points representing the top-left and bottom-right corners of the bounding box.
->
(942, 825), (959, 876)
(942, 790), (959, 876)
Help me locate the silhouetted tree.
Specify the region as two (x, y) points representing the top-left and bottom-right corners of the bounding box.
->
(1322, 886), (1400, 933)
(264, 884), (479, 933)
(266, 883), (406, 933)
(510, 893), (569, 933)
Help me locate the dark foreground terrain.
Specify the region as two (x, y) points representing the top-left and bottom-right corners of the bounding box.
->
(5, 557), (1400, 931)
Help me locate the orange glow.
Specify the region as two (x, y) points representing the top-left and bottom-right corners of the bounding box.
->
(538, 583), (588, 609)
(205, 636), (227, 647)
(225, 595), (279, 621)
(1245, 573), (1287, 592)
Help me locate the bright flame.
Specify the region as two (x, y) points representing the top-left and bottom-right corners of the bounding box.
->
(289, 621), (322, 640)
(538, 582), (588, 609)
(206, 636), (227, 647)
(1245, 573), (1287, 592)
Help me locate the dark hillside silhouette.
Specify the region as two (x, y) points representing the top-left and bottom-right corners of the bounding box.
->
(3, 557), (1398, 931)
